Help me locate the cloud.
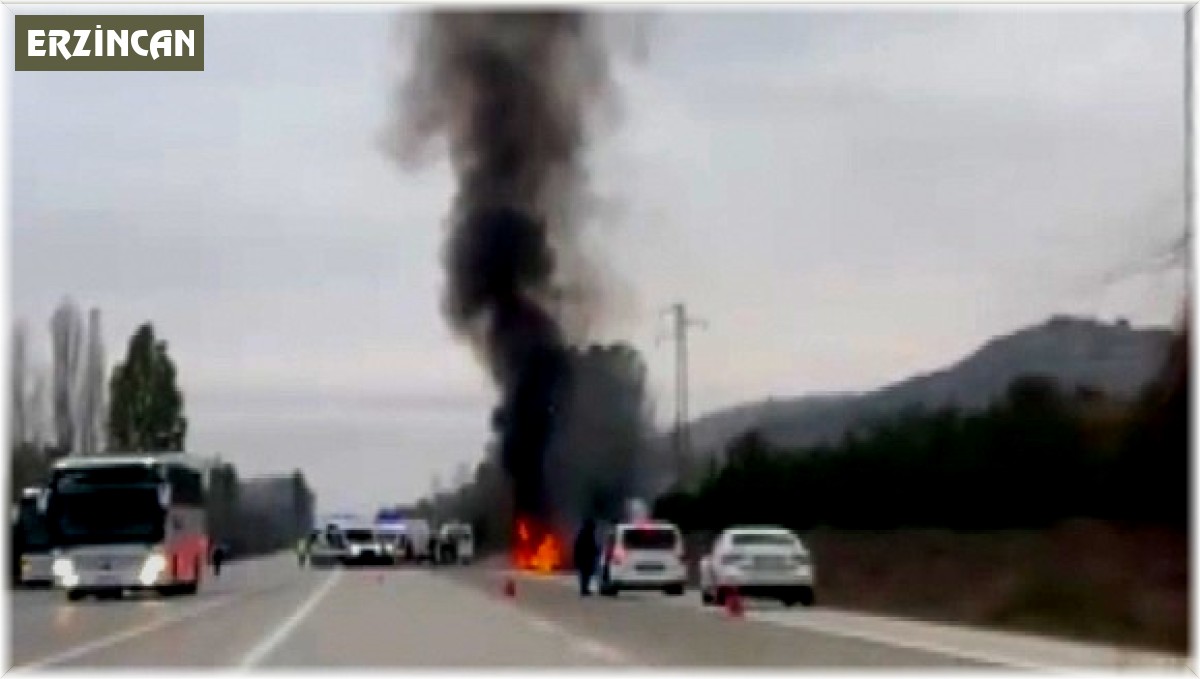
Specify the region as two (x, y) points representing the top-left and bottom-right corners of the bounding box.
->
(590, 9), (1185, 409)
(11, 8), (1186, 506)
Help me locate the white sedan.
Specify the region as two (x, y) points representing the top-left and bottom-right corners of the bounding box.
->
(699, 526), (816, 607)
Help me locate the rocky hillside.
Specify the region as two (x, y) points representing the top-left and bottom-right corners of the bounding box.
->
(677, 315), (1174, 460)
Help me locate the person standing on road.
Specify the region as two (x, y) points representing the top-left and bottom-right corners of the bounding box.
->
(427, 534), (438, 567)
(573, 518), (599, 597)
(211, 542), (226, 577)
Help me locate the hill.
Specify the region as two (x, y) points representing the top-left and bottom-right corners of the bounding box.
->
(675, 315), (1173, 461)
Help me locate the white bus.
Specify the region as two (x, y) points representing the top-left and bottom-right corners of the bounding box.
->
(44, 454), (211, 601)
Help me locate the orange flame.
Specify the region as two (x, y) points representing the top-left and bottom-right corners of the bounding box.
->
(513, 517), (564, 573)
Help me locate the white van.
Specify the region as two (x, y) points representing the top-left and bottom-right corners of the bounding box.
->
(438, 522), (474, 565)
(597, 521), (686, 597)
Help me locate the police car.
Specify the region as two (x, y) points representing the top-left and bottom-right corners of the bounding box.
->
(597, 520), (687, 597)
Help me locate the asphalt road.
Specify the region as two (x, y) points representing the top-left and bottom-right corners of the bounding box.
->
(7, 555), (1189, 670)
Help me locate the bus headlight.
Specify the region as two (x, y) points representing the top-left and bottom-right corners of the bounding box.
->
(139, 554), (167, 585)
(52, 557), (74, 579)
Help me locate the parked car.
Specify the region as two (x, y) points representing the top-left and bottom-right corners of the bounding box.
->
(699, 526), (815, 607)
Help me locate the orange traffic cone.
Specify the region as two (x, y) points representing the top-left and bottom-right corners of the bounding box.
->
(503, 577), (516, 599)
(724, 586), (744, 619)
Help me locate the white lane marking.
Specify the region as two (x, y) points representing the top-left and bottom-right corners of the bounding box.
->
(523, 617), (558, 635)
(13, 595), (237, 671)
(751, 611), (1053, 672)
(749, 609), (1187, 672)
(448, 571), (634, 665)
(515, 612), (632, 666)
(570, 637), (631, 665)
(237, 568), (343, 669)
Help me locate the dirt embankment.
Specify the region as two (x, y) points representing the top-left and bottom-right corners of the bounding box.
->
(684, 520), (1187, 653)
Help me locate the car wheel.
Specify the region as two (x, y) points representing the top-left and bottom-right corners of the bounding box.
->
(798, 586), (815, 607)
(714, 587), (728, 607)
(701, 587), (714, 605)
(664, 584), (685, 597)
(66, 589), (86, 602)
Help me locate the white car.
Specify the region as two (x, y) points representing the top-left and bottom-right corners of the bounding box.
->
(598, 521), (686, 597)
(342, 526), (388, 565)
(699, 526), (815, 607)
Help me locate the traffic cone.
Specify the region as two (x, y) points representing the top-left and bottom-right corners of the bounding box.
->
(724, 586), (744, 619)
(503, 577), (516, 599)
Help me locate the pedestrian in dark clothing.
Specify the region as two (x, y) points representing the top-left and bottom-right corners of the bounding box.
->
(211, 543), (226, 577)
(573, 518), (599, 597)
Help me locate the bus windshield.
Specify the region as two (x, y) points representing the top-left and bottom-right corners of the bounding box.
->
(48, 486), (165, 546)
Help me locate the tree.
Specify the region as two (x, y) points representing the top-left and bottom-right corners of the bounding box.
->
(9, 336), (56, 494)
(11, 322), (29, 447)
(290, 470), (315, 541)
(50, 299), (85, 454)
(453, 462), (470, 491)
(78, 309), (107, 454)
(27, 367), (51, 451)
(107, 323), (188, 452)
(206, 462), (240, 547)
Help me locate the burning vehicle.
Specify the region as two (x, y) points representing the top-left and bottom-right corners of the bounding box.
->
(512, 517), (566, 572)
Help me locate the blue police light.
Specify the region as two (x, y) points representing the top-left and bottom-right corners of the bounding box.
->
(376, 508), (406, 523)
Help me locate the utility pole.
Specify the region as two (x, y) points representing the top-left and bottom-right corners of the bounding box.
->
(657, 303), (707, 479)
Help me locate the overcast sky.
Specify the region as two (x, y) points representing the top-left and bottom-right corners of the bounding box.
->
(10, 6), (1187, 514)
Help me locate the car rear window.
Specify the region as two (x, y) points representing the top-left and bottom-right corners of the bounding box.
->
(346, 529), (374, 542)
(731, 533), (797, 547)
(620, 527), (678, 550)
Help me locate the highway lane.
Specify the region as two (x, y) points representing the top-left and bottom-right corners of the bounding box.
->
(448, 568), (1189, 671)
(444, 567), (990, 668)
(9, 558), (625, 669)
(252, 567), (625, 667)
(9, 557), (1190, 670)
(9, 553), (322, 669)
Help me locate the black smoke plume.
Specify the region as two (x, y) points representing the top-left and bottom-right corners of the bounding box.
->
(393, 12), (649, 527)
